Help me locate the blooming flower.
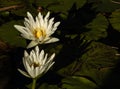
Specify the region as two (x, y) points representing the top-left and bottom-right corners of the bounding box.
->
(14, 11), (60, 48)
(18, 46), (55, 78)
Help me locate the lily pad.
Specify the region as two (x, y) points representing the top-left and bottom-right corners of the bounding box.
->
(83, 14), (108, 40)
(36, 0), (87, 13)
(109, 10), (120, 32)
(62, 76), (98, 89)
(0, 20), (26, 47)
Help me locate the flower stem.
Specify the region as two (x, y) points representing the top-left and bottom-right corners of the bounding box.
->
(32, 78), (37, 89)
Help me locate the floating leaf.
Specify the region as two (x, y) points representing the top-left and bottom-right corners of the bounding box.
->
(109, 10), (120, 32)
(89, 0), (120, 12)
(83, 14), (108, 40)
(36, 0), (87, 13)
(48, 0), (86, 12)
(78, 42), (119, 85)
(0, 21), (26, 47)
(62, 76), (98, 89)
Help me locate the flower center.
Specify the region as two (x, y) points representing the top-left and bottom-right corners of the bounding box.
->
(33, 28), (46, 39)
(31, 62), (40, 68)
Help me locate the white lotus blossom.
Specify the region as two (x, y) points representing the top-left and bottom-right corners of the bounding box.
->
(18, 46), (55, 78)
(14, 11), (60, 48)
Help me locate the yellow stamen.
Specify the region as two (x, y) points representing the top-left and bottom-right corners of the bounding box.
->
(35, 30), (41, 38)
(33, 28), (46, 39)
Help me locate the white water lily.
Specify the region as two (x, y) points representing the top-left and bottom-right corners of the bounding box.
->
(18, 46), (55, 78)
(14, 11), (60, 48)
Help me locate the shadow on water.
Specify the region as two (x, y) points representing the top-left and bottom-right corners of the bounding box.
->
(98, 59), (120, 89)
(50, 3), (95, 72)
(98, 21), (120, 89)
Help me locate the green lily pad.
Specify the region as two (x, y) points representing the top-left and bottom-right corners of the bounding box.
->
(62, 76), (98, 89)
(83, 14), (108, 40)
(0, 20), (26, 47)
(36, 0), (87, 14)
(109, 10), (120, 32)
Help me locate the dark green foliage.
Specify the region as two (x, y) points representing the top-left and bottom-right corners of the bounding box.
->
(78, 42), (119, 85)
(109, 9), (120, 32)
(62, 76), (98, 89)
(83, 14), (108, 40)
(0, 21), (26, 47)
(35, 0), (86, 13)
(88, 0), (120, 12)
(38, 83), (58, 89)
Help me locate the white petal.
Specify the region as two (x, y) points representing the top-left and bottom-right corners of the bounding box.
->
(42, 53), (48, 64)
(25, 60), (31, 73)
(35, 67), (39, 77)
(49, 53), (55, 61)
(39, 50), (45, 63)
(30, 50), (37, 62)
(44, 12), (50, 20)
(44, 12), (50, 28)
(35, 46), (39, 53)
(54, 22), (60, 28)
(27, 41), (38, 49)
(29, 68), (35, 78)
(47, 18), (54, 32)
(21, 34), (30, 40)
(24, 51), (29, 57)
(37, 66), (46, 76)
(35, 17), (40, 28)
(45, 53), (55, 64)
(24, 22), (34, 32)
(52, 22), (60, 31)
(38, 12), (44, 26)
(18, 69), (31, 78)
(44, 37), (59, 44)
(26, 63), (35, 78)
(14, 25), (28, 34)
(30, 50), (37, 63)
(27, 12), (35, 25)
(45, 62), (55, 72)
(48, 22), (60, 35)
(35, 46), (39, 60)
(24, 18), (34, 29)
(23, 57), (29, 71)
(21, 34), (35, 40)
